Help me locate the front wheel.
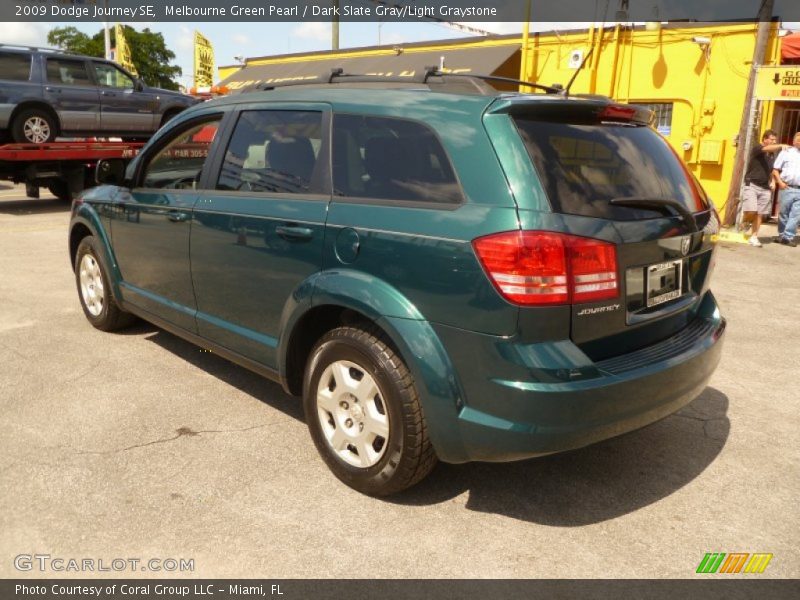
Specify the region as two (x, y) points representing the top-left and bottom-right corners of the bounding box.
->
(303, 325), (437, 496)
(74, 236), (134, 331)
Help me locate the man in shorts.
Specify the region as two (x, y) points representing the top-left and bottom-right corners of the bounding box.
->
(741, 129), (787, 247)
(773, 131), (800, 247)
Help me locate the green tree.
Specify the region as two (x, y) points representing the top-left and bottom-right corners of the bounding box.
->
(47, 26), (182, 90)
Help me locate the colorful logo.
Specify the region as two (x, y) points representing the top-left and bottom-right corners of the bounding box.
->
(696, 552), (773, 574)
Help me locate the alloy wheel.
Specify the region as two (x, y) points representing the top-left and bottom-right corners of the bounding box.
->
(316, 360), (390, 468)
(79, 254), (105, 317)
(23, 116), (51, 143)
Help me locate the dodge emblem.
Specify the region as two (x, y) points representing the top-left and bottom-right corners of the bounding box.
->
(681, 236), (691, 256)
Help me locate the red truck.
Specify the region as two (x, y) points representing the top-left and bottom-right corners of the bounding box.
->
(0, 141), (144, 201)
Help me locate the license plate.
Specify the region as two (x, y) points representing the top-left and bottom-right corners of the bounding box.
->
(646, 260), (683, 307)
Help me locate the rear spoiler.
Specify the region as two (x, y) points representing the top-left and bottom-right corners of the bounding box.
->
(487, 97), (653, 126)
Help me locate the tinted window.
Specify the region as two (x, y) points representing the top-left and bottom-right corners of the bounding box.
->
(514, 118), (706, 219)
(333, 114), (462, 204)
(94, 63), (134, 88)
(630, 102), (673, 136)
(217, 110), (323, 194)
(0, 52), (31, 81)
(141, 119), (220, 189)
(46, 58), (91, 86)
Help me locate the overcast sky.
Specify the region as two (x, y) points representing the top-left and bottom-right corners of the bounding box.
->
(0, 20), (796, 88)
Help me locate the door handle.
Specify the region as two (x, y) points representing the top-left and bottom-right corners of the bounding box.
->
(167, 210), (189, 223)
(45, 87), (61, 93)
(275, 225), (313, 240)
(101, 91), (116, 97)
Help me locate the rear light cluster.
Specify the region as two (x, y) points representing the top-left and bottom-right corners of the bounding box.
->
(599, 104), (638, 121)
(472, 231), (619, 306)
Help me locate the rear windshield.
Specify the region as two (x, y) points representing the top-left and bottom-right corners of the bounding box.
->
(514, 118), (707, 219)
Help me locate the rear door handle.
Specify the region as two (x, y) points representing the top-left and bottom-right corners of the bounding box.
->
(275, 225), (313, 240)
(101, 91), (116, 97)
(45, 87), (61, 93)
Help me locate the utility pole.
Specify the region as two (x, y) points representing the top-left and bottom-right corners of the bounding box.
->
(520, 0), (531, 88)
(332, 0), (340, 51)
(723, 0), (774, 226)
(103, 0), (111, 60)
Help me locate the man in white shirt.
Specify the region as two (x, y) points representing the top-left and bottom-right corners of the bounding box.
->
(772, 131), (800, 247)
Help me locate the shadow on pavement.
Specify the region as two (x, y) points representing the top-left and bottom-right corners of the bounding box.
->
(391, 387), (729, 525)
(117, 319), (729, 524)
(0, 197), (69, 216)
(139, 325), (304, 422)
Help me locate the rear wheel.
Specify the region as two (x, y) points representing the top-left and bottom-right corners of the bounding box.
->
(12, 109), (57, 143)
(303, 325), (437, 496)
(47, 181), (71, 202)
(74, 236), (134, 331)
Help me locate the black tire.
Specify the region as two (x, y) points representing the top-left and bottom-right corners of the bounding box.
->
(303, 325), (437, 496)
(11, 108), (57, 143)
(74, 236), (135, 332)
(48, 181), (71, 202)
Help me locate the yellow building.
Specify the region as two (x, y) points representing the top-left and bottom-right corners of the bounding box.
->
(218, 22), (798, 212)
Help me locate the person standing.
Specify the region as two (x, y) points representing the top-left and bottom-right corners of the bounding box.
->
(741, 129), (786, 247)
(772, 131), (800, 248)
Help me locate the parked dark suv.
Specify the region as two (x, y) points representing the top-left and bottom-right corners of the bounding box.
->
(0, 44), (199, 143)
(68, 72), (725, 495)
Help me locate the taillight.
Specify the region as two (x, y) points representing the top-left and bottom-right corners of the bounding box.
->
(472, 231), (619, 306)
(599, 104), (637, 120)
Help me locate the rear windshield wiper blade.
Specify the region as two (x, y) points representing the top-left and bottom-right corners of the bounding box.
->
(609, 197), (699, 233)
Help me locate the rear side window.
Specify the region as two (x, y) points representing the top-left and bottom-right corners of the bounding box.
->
(217, 110), (323, 194)
(141, 119), (220, 189)
(46, 58), (91, 86)
(333, 114), (462, 204)
(0, 52), (31, 81)
(514, 118), (706, 219)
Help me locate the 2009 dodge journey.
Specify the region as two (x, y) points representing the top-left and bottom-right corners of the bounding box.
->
(68, 71), (725, 495)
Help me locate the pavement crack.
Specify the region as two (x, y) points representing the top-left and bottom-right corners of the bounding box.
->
(61, 360), (102, 385)
(673, 412), (727, 440)
(71, 422), (287, 455)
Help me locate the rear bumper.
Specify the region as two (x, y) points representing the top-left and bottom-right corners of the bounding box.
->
(429, 292), (725, 463)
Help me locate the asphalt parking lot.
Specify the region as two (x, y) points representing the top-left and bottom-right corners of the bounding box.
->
(0, 183), (798, 579)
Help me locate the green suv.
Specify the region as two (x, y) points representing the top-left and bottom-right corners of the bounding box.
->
(68, 73), (725, 495)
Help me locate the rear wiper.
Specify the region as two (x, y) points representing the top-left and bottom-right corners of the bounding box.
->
(609, 197), (699, 233)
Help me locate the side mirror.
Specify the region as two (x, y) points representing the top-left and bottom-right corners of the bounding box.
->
(134, 79), (144, 92)
(96, 159), (127, 186)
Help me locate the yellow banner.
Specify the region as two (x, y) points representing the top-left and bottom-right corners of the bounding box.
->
(194, 30), (215, 88)
(755, 66), (800, 101)
(114, 24), (138, 76)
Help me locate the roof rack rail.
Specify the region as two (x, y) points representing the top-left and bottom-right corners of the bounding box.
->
(0, 43), (65, 54)
(422, 69), (564, 95)
(255, 67), (564, 95)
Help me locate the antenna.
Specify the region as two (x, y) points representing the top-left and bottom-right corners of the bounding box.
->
(564, 46), (594, 96)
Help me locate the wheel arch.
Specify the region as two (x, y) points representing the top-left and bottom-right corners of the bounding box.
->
(69, 209), (125, 304)
(10, 101), (62, 136)
(159, 106), (185, 128)
(279, 270), (469, 463)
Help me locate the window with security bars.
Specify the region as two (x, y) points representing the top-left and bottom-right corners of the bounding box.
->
(631, 102), (673, 136)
